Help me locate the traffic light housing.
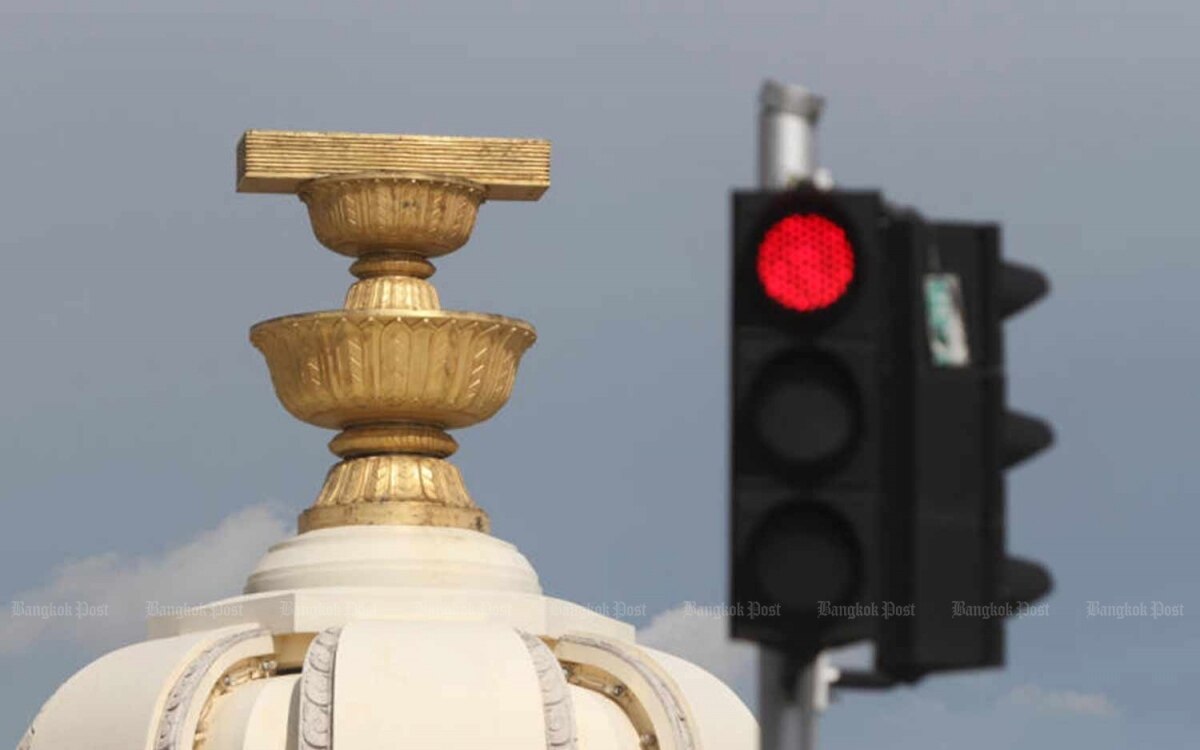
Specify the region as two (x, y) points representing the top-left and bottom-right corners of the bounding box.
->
(878, 218), (1053, 680)
(731, 187), (906, 658)
(730, 188), (1054, 679)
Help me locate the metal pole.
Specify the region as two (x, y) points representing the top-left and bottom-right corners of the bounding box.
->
(758, 80), (825, 189)
(756, 78), (830, 750)
(759, 653), (828, 750)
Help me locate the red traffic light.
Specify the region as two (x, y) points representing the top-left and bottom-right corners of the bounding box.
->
(756, 213), (855, 312)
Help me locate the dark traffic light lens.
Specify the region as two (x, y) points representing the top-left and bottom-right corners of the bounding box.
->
(751, 505), (861, 613)
(756, 213), (855, 312)
(750, 354), (860, 470)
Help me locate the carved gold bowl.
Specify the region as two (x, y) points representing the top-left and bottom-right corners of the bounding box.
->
(250, 310), (536, 430)
(298, 173), (485, 257)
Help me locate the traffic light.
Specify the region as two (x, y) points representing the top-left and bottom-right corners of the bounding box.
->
(730, 189), (1054, 679)
(877, 218), (1054, 680)
(730, 186), (905, 658)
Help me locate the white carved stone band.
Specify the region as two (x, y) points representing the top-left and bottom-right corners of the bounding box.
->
(518, 631), (579, 749)
(300, 627), (343, 750)
(153, 627), (272, 750)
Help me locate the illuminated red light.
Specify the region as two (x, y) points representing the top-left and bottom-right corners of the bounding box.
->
(756, 214), (855, 312)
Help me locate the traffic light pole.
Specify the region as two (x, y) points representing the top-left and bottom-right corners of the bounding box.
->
(758, 79), (828, 191)
(759, 651), (840, 750)
(754, 79), (836, 750)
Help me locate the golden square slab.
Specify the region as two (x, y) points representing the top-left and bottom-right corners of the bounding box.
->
(237, 130), (550, 200)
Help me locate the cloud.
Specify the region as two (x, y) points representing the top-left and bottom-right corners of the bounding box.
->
(1005, 684), (1118, 718)
(1, 503), (290, 656)
(637, 602), (1119, 744)
(638, 602), (760, 700)
(636, 603), (875, 707)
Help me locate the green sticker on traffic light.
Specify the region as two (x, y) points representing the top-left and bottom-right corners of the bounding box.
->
(924, 273), (971, 367)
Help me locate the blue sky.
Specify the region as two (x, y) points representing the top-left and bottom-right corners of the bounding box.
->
(1, 1), (1197, 747)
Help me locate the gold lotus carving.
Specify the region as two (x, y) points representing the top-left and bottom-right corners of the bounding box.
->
(299, 173), (484, 257)
(250, 311), (535, 431)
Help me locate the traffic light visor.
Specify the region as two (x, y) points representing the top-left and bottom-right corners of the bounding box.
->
(756, 213), (855, 312)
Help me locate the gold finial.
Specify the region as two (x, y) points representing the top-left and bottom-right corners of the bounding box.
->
(238, 130), (550, 534)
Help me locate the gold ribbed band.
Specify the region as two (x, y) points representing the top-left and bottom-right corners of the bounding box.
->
(329, 424), (458, 459)
(344, 276), (441, 310)
(351, 254), (436, 279)
(342, 237), (442, 312)
(300, 454), (488, 533)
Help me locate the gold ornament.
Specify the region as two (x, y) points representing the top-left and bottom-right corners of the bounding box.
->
(238, 131), (550, 533)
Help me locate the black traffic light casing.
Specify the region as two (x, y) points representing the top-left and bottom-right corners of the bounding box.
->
(730, 189), (1054, 679)
(878, 218), (1053, 680)
(730, 187), (909, 657)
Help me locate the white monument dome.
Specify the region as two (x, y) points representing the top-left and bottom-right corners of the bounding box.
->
(18, 130), (758, 750)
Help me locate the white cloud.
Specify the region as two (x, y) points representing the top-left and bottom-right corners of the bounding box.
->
(638, 602), (760, 700)
(1005, 684), (1119, 718)
(1, 503), (290, 655)
(637, 602), (1119, 744)
(636, 603), (875, 707)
